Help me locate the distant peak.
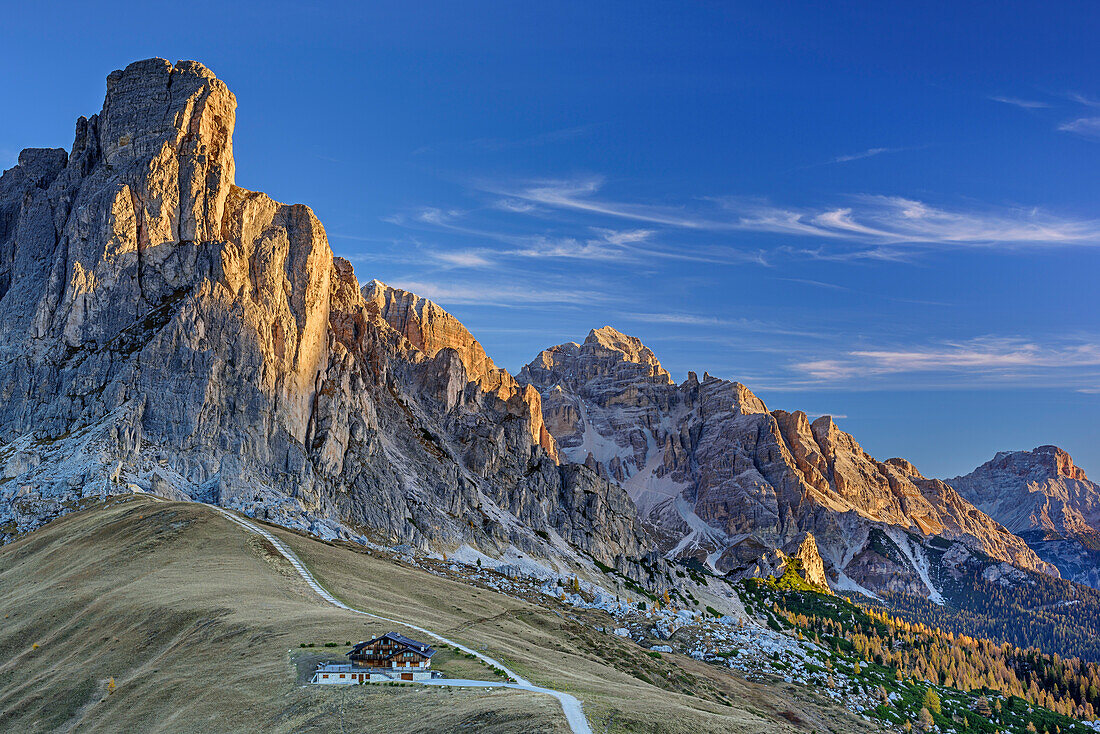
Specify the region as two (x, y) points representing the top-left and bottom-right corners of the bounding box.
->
(584, 326), (668, 375)
(1030, 445), (1089, 482)
(361, 279), (437, 320)
(884, 457), (926, 480)
(962, 445), (1091, 485)
(362, 278), (396, 301)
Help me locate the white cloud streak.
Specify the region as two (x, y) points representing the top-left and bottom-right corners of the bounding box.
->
(795, 338), (1100, 383)
(723, 196), (1100, 246)
(385, 279), (607, 307)
(831, 147), (903, 163)
(989, 95), (1050, 109)
(1059, 117), (1100, 138)
(481, 178), (1100, 248)
(1068, 92), (1100, 108)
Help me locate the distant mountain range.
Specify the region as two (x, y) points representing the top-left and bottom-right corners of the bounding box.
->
(1, 58), (1097, 609)
(518, 326), (1064, 600)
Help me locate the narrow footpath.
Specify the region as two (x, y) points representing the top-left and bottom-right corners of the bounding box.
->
(206, 504), (593, 734)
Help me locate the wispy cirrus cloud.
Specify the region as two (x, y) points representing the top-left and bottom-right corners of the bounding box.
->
(386, 279), (608, 307)
(484, 176), (1100, 248)
(430, 250), (496, 268)
(617, 311), (826, 340)
(989, 95), (1050, 109)
(794, 337), (1100, 384)
(424, 228), (765, 268)
(1059, 117), (1100, 139)
(417, 228), (656, 267)
(724, 195), (1100, 246)
(1052, 92), (1100, 139)
(491, 176), (722, 229)
(1067, 92), (1100, 108)
(830, 147), (907, 164)
(383, 198), (769, 267)
(492, 198), (540, 214)
(773, 277), (850, 291)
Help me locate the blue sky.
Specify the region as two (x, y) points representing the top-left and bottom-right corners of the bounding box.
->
(3, 1), (1099, 479)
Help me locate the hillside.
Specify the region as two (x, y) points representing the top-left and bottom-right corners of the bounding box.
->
(0, 495), (877, 733)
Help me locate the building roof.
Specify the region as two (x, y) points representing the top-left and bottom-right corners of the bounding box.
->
(348, 632), (436, 658)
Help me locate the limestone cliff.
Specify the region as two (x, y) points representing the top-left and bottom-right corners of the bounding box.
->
(362, 280), (557, 460)
(951, 446), (1100, 587)
(0, 59), (645, 576)
(520, 326), (1056, 599)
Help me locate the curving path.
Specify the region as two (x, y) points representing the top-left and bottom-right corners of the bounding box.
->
(206, 504), (592, 734)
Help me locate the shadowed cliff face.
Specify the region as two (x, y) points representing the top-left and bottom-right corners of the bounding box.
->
(0, 59), (648, 574)
(520, 327), (1057, 599)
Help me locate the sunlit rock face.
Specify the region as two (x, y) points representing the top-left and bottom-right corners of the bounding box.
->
(362, 279), (558, 460)
(0, 59), (649, 574)
(520, 327), (1056, 599)
(952, 446), (1100, 587)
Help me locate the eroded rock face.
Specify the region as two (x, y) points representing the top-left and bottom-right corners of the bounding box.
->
(0, 59), (645, 575)
(793, 534), (829, 589)
(951, 447), (1100, 587)
(362, 280), (557, 460)
(520, 327), (1056, 598)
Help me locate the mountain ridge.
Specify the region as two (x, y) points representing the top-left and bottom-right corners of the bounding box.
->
(0, 57), (1088, 607)
(519, 325), (1058, 600)
(0, 58), (649, 582)
(951, 446), (1100, 587)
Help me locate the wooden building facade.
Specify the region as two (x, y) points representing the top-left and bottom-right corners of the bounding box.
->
(347, 632), (436, 670)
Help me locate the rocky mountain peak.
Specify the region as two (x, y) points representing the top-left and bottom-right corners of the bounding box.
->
(952, 446), (1100, 534)
(362, 279), (558, 459)
(363, 279), (498, 381)
(884, 457), (926, 480)
(1034, 445), (1089, 482)
(0, 59), (667, 570)
(584, 326), (670, 377)
(523, 326), (1055, 596)
(961, 446), (1094, 492)
(793, 533), (830, 589)
(951, 446), (1100, 587)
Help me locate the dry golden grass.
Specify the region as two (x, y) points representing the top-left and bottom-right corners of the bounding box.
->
(0, 497), (876, 733)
